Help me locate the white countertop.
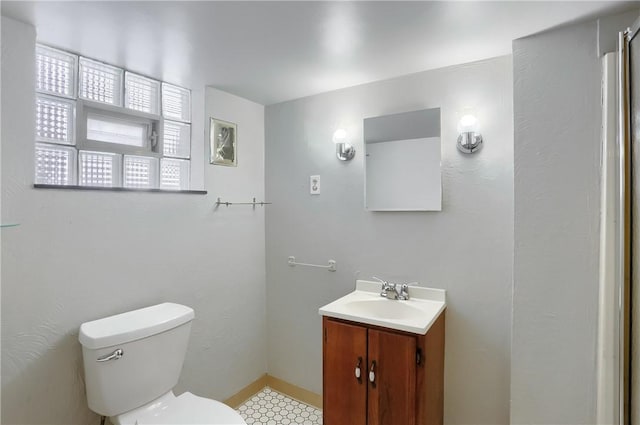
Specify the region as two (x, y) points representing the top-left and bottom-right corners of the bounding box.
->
(318, 280), (446, 335)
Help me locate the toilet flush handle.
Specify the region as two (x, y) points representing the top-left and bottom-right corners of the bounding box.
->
(96, 348), (124, 362)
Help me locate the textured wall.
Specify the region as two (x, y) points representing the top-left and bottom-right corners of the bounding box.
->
(265, 56), (514, 424)
(512, 20), (602, 424)
(1, 17), (266, 424)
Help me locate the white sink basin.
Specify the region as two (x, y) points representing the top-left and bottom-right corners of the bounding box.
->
(319, 280), (446, 335)
(343, 299), (424, 320)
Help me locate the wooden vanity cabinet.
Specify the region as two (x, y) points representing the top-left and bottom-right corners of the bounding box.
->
(322, 313), (445, 425)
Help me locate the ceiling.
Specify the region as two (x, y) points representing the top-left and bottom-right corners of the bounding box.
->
(2, 1), (638, 105)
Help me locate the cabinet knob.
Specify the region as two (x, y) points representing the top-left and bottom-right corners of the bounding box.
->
(355, 357), (362, 380)
(369, 360), (376, 384)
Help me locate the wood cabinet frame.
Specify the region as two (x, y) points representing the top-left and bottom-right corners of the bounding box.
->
(322, 313), (445, 425)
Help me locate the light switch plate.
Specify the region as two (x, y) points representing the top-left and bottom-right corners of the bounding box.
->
(310, 175), (320, 195)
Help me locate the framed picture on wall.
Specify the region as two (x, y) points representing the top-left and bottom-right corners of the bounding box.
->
(209, 118), (237, 166)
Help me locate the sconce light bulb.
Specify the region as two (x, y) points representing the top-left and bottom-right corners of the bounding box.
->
(457, 114), (478, 133)
(332, 128), (348, 144)
(457, 113), (483, 154)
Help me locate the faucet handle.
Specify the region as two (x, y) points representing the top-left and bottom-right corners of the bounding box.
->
(373, 276), (395, 290)
(398, 284), (410, 300)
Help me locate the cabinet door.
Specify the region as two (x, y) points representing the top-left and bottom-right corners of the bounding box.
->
(368, 328), (417, 425)
(323, 318), (368, 425)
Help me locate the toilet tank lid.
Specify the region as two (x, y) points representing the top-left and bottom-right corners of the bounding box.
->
(79, 303), (195, 350)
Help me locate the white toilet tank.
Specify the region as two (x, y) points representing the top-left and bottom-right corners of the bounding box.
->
(79, 303), (195, 417)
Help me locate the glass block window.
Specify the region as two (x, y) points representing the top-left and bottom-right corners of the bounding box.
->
(34, 44), (192, 191)
(79, 151), (122, 187)
(163, 120), (191, 159)
(160, 158), (190, 190)
(35, 143), (77, 185)
(125, 72), (160, 115)
(36, 95), (75, 145)
(79, 57), (123, 106)
(162, 83), (191, 122)
(123, 155), (159, 189)
(36, 45), (77, 98)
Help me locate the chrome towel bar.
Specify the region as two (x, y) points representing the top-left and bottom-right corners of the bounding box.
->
(215, 197), (272, 207)
(288, 256), (336, 272)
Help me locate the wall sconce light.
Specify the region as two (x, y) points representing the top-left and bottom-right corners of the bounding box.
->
(456, 114), (483, 154)
(333, 128), (355, 161)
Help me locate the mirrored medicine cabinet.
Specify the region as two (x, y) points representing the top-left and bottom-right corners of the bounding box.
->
(363, 108), (442, 211)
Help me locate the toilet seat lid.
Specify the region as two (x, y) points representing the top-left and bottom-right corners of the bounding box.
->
(115, 391), (246, 425)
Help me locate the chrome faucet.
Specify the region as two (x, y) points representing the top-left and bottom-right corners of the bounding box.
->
(372, 277), (410, 300)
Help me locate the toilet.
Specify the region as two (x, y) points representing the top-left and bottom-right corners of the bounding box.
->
(79, 303), (246, 425)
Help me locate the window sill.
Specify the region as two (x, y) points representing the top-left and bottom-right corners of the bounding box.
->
(33, 184), (207, 195)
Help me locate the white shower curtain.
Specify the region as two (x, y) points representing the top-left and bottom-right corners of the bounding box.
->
(597, 51), (619, 425)
(600, 24), (640, 424)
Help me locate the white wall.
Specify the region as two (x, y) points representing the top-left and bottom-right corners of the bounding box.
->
(512, 11), (637, 424)
(1, 17), (266, 424)
(512, 19), (599, 425)
(265, 56), (513, 424)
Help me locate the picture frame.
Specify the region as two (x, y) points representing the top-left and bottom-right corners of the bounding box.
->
(209, 117), (237, 166)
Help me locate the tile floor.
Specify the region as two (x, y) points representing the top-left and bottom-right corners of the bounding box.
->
(237, 387), (323, 425)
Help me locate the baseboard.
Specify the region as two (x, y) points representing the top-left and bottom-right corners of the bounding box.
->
(223, 373), (269, 408)
(266, 374), (322, 409)
(223, 373), (322, 409)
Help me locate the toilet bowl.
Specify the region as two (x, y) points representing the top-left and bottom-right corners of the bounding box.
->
(111, 391), (245, 425)
(79, 303), (247, 425)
